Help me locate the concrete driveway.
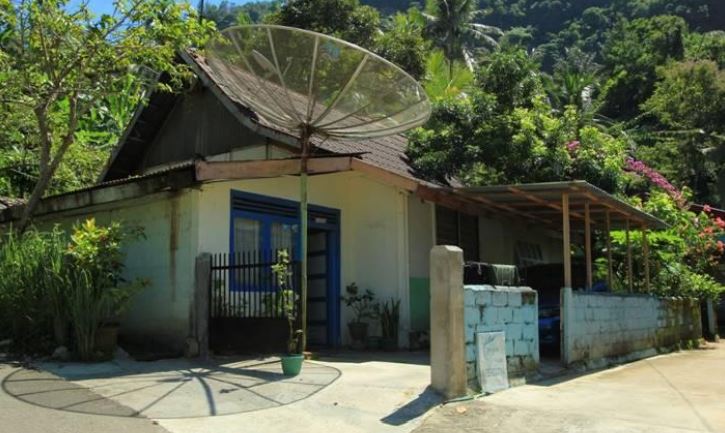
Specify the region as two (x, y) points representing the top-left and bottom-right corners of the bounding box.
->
(416, 342), (725, 433)
(1, 352), (437, 433)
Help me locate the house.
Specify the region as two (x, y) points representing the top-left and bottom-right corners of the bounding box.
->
(0, 50), (666, 357)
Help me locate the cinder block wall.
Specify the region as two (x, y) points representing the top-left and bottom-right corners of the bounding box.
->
(562, 289), (702, 367)
(464, 285), (539, 389)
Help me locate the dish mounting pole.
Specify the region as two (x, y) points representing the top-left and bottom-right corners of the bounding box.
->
(299, 125), (313, 353)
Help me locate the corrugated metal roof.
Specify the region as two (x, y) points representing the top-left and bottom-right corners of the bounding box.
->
(187, 50), (421, 182)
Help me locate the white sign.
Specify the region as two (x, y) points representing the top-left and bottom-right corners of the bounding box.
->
(476, 331), (509, 393)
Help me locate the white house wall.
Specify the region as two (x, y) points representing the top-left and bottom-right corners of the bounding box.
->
(30, 190), (199, 354)
(195, 171), (414, 346)
(478, 215), (563, 265)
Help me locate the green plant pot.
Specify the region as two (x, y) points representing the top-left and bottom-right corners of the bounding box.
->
(281, 354), (304, 376)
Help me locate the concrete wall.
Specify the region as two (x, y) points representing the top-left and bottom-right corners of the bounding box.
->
(32, 191), (199, 354)
(464, 285), (539, 389)
(408, 196), (434, 333)
(196, 171), (413, 346)
(562, 288), (702, 367)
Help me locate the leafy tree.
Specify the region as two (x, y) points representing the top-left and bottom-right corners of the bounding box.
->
(600, 15), (687, 118)
(266, 0), (381, 49)
(0, 0), (213, 230)
(375, 8), (430, 79)
(422, 0), (502, 70)
(640, 60), (725, 204)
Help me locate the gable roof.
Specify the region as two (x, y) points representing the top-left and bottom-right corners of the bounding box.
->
(101, 50), (421, 184)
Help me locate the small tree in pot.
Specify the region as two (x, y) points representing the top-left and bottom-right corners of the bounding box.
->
(343, 283), (378, 344)
(271, 250), (304, 376)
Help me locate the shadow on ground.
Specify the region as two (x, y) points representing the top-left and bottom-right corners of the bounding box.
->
(2, 357), (340, 419)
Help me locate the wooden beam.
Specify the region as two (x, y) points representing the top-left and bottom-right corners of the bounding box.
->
(195, 156), (353, 181)
(643, 225), (650, 293)
(508, 186), (592, 222)
(626, 219), (633, 293)
(465, 193), (553, 225)
(416, 186), (488, 217)
(585, 201), (592, 290)
(350, 159), (419, 192)
(563, 192), (572, 289)
(606, 211), (613, 290)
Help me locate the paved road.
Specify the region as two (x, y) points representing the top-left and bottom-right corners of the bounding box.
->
(416, 342), (725, 433)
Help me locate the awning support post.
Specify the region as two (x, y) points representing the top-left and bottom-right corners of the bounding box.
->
(585, 201), (592, 290)
(642, 225), (650, 292)
(606, 210), (613, 289)
(626, 219), (633, 293)
(562, 192), (572, 289)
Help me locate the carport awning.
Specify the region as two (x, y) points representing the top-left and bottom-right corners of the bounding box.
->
(416, 180), (666, 292)
(419, 180), (666, 231)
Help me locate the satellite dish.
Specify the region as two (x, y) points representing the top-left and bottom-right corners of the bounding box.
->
(205, 24), (431, 351)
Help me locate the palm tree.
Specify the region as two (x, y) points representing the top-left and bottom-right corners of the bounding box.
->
(422, 0), (503, 71)
(423, 50), (474, 102)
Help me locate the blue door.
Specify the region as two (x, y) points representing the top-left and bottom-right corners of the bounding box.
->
(230, 190), (341, 347)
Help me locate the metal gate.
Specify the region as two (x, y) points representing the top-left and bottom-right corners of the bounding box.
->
(208, 251), (300, 354)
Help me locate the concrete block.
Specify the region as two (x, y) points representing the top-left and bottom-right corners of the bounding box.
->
(508, 291), (522, 307)
(523, 324), (537, 341)
(466, 342), (476, 362)
(522, 307), (536, 324)
(505, 337), (514, 355)
(464, 289), (476, 307)
(499, 308), (514, 324)
(513, 339), (530, 356)
(506, 323), (523, 340)
(476, 290), (492, 306)
(522, 291), (537, 305)
(493, 291), (508, 307)
(512, 308), (523, 324)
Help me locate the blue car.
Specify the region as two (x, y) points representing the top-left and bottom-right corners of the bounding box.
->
(538, 305), (560, 355)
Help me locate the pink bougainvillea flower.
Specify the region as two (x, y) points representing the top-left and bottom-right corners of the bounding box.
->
(566, 140), (580, 153)
(703, 204), (712, 213)
(717, 240), (725, 252)
(625, 157), (684, 205)
(716, 217), (725, 229)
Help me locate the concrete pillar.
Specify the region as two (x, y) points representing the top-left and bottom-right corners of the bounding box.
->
(193, 253), (211, 360)
(705, 299), (719, 341)
(560, 287), (574, 365)
(430, 245), (466, 398)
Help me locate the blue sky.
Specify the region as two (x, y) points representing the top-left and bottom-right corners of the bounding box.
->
(76, 1), (254, 16)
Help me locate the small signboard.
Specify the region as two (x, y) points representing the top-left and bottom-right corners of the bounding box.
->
(476, 331), (509, 393)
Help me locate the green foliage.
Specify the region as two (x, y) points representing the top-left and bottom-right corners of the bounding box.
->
(0, 219), (147, 357)
(342, 282), (378, 323)
(0, 0), (214, 228)
(601, 15), (688, 118)
(423, 0), (502, 69)
(376, 8), (430, 79)
(380, 298), (400, 341)
(266, 0), (381, 49)
(422, 50), (473, 102)
(65, 218), (147, 360)
(271, 249), (303, 354)
(0, 227), (67, 354)
(596, 191), (725, 299)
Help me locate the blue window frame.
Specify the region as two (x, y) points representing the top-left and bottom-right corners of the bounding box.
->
(228, 189), (342, 347)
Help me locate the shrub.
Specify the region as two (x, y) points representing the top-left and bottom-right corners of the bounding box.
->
(0, 227), (67, 354)
(65, 219), (146, 361)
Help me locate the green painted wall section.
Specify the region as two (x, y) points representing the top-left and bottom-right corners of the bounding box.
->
(410, 277), (431, 331)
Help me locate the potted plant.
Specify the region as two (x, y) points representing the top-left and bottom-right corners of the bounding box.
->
(343, 283), (377, 343)
(380, 298), (400, 351)
(271, 250), (304, 376)
(65, 219), (147, 361)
